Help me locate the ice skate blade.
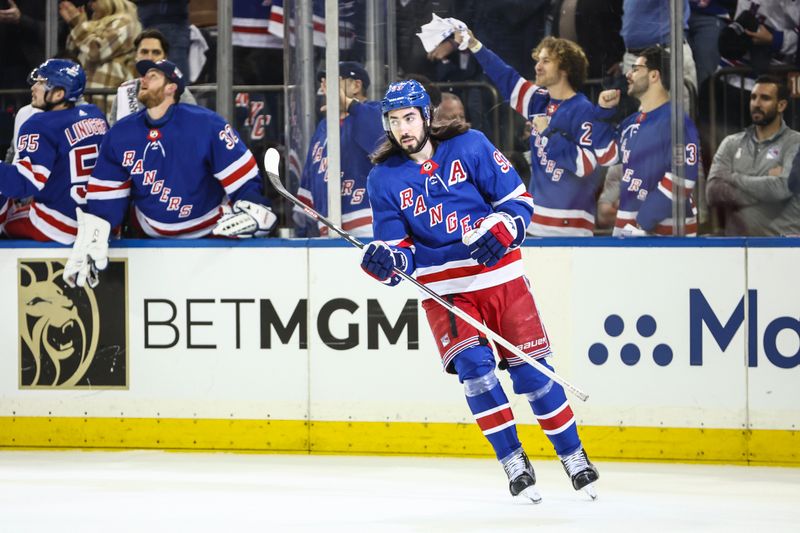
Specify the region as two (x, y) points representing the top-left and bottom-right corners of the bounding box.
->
(518, 485), (542, 504)
(582, 483), (598, 500)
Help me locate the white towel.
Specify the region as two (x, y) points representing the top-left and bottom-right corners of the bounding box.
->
(416, 14), (471, 53)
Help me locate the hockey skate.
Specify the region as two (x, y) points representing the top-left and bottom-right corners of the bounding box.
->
(560, 448), (599, 500)
(502, 449), (542, 504)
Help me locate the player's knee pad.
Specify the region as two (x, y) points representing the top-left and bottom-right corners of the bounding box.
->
(508, 359), (555, 399)
(453, 345), (497, 395)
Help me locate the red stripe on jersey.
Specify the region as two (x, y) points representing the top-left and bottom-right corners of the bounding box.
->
(532, 213), (594, 231)
(233, 26), (269, 35)
(18, 160), (48, 184)
(342, 215), (372, 231)
(396, 236), (415, 249)
(614, 217), (637, 229)
(32, 203), (77, 235)
(654, 222), (698, 235)
(537, 404), (574, 431)
(660, 175), (693, 197)
(514, 81), (534, 114)
(87, 181), (131, 193)
(220, 155), (257, 188)
(580, 149), (595, 176)
(596, 143), (618, 166)
(416, 249), (521, 284)
(476, 406), (514, 432)
(148, 211), (223, 236)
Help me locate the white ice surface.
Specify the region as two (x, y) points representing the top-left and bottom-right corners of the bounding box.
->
(0, 450), (797, 532)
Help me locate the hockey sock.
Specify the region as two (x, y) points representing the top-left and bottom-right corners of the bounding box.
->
(463, 372), (521, 461)
(509, 360), (581, 457)
(527, 380), (581, 457)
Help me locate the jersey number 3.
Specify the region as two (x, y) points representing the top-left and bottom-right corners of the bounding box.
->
(69, 144), (99, 205)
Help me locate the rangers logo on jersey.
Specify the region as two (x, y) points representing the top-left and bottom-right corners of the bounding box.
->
(420, 159), (439, 177)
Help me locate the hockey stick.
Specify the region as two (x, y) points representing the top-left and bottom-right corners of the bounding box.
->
(264, 148), (589, 402)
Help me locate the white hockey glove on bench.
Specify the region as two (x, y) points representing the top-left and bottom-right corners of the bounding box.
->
(462, 212), (519, 267)
(63, 208), (111, 289)
(212, 200), (277, 238)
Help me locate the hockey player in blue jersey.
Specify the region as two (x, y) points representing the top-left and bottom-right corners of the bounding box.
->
(360, 80), (599, 502)
(0, 59), (108, 243)
(62, 59), (276, 288)
(294, 62), (384, 238)
(453, 28), (603, 236)
(592, 46), (700, 236)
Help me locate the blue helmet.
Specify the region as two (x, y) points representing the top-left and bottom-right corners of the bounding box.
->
(28, 59), (86, 102)
(380, 79), (432, 133)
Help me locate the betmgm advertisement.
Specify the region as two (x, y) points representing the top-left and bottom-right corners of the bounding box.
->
(17, 258), (128, 389)
(1, 244), (797, 462)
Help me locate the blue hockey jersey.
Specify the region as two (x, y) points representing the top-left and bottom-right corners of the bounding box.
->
(268, 0), (357, 50)
(593, 102), (699, 235)
(296, 100), (383, 237)
(368, 129), (533, 298)
(233, 0), (283, 48)
(0, 105), (108, 243)
(87, 104), (266, 238)
(473, 46), (602, 236)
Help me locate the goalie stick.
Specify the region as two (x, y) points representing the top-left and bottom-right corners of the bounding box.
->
(263, 148), (589, 402)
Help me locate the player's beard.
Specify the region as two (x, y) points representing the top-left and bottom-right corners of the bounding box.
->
(627, 77), (648, 99)
(398, 132), (425, 154)
(138, 83), (166, 109)
(750, 105), (777, 127)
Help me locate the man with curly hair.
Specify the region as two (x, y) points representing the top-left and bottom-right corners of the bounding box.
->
(457, 30), (603, 236)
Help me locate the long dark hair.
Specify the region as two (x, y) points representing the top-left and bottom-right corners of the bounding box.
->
(371, 118), (470, 164)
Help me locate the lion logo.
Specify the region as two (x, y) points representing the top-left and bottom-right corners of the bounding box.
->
(18, 260), (100, 387)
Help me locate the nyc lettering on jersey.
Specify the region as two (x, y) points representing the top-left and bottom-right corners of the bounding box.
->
(65, 118), (108, 147)
(122, 149), (193, 218)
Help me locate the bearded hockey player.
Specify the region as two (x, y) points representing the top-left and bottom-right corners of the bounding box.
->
(360, 80), (599, 503)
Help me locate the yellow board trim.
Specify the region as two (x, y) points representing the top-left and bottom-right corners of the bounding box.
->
(0, 417), (796, 466)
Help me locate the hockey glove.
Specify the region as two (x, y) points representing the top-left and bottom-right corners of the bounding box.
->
(212, 200), (277, 238)
(63, 208), (111, 289)
(462, 212), (518, 267)
(360, 241), (407, 285)
(620, 223), (647, 237)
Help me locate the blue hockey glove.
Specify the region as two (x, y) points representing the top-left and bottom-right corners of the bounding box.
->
(360, 241), (407, 284)
(462, 212), (518, 267)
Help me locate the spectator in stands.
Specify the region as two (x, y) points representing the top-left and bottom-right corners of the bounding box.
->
(593, 46), (701, 236)
(231, 0), (284, 152)
(294, 62), (384, 238)
(719, 1), (800, 78)
(706, 76), (800, 236)
(61, 0), (141, 115)
(456, 28), (603, 236)
(108, 29), (196, 126)
(436, 91), (465, 121)
(0, 0), (51, 89)
(619, 0), (698, 107)
(135, 0), (190, 77)
(688, 0), (735, 88)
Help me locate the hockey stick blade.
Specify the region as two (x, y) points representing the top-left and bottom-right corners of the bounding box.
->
(264, 148), (366, 249)
(263, 148), (589, 402)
